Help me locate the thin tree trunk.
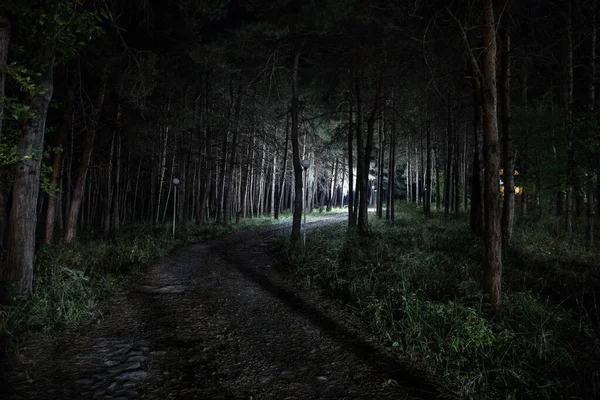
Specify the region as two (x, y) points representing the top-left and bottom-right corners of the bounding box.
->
(500, 7), (515, 243)
(290, 45), (303, 242)
(347, 93), (356, 226)
(565, 1), (575, 234)
(102, 130), (116, 235)
(65, 69), (108, 243)
(111, 110), (122, 233)
(377, 118), (384, 218)
(359, 67), (383, 234)
(387, 120), (396, 220)
(424, 122), (432, 216)
(197, 126), (214, 228)
(355, 51), (367, 232)
(155, 126), (169, 224)
(275, 116), (289, 220)
(224, 84), (242, 224)
(216, 96), (233, 224)
(45, 84), (74, 244)
(444, 102), (452, 217)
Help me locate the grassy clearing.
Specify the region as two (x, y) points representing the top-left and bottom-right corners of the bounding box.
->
(281, 203), (600, 399)
(0, 216), (286, 346)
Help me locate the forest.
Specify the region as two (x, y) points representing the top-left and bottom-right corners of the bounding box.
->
(1, 0), (600, 399)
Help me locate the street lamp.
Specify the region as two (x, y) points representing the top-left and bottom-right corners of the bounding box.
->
(172, 177), (180, 239)
(301, 159), (311, 244)
(372, 185), (376, 208)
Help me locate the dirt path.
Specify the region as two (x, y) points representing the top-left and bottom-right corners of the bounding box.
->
(2, 216), (439, 399)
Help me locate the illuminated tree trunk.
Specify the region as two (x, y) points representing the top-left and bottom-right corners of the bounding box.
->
(347, 92), (356, 226)
(290, 45), (303, 242)
(275, 114), (289, 220)
(224, 84), (242, 224)
(444, 102), (452, 218)
(424, 122), (432, 217)
(377, 119), (384, 218)
(354, 51), (367, 232)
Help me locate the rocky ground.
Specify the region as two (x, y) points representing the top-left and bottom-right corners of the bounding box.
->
(1, 215), (440, 399)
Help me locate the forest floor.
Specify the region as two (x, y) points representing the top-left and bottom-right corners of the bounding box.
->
(1, 214), (439, 400)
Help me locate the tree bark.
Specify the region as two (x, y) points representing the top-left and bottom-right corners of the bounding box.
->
(480, 0), (503, 307)
(565, 1), (575, 234)
(359, 68), (383, 234)
(223, 84), (242, 224)
(424, 122), (432, 217)
(45, 84), (74, 244)
(290, 46), (303, 242)
(469, 59), (485, 235)
(347, 92), (356, 226)
(275, 114), (289, 220)
(444, 102), (452, 218)
(3, 49), (54, 300)
(65, 69), (108, 243)
(0, 12), (11, 250)
(500, 3), (514, 243)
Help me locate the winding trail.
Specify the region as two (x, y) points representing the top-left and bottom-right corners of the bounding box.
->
(3, 215), (439, 399)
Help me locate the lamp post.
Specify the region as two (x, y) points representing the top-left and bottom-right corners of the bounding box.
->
(372, 185), (376, 208)
(301, 159), (311, 244)
(172, 177), (180, 239)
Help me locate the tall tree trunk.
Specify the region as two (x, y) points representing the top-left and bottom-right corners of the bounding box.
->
(197, 126), (213, 228)
(588, 2), (597, 247)
(102, 130), (115, 235)
(444, 102), (452, 218)
(424, 123), (432, 217)
(223, 84), (242, 224)
(111, 109), (122, 233)
(565, 1), (575, 234)
(3, 49), (54, 300)
(155, 125), (169, 224)
(275, 115), (289, 220)
(377, 118), (385, 218)
(354, 51), (367, 232)
(45, 84), (74, 244)
(521, 57), (529, 217)
(64, 68), (108, 244)
(0, 12), (11, 250)
(500, 5), (515, 243)
(480, 0), (503, 307)
(387, 120), (396, 220)
(290, 46), (303, 242)
(469, 61), (485, 235)
(216, 94), (233, 224)
(347, 93), (356, 226)
(359, 69), (383, 234)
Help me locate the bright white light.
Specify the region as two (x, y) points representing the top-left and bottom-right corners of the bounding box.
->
(172, 177), (180, 185)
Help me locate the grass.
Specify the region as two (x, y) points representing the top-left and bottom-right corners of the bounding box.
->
(280, 202), (600, 399)
(0, 215), (287, 347)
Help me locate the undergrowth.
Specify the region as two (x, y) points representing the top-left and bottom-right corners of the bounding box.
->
(281, 203), (600, 399)
(0, 216), (284, 346)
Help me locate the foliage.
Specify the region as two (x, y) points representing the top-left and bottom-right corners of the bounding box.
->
(281, 204), (600, 399)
